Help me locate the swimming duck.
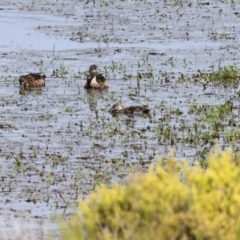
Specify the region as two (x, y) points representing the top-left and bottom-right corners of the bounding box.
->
(84, 65), (109, 89)
(19, 73), (46, 89)
(109, 102), (150, 115)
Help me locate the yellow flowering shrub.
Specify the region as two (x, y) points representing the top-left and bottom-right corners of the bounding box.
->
(61, 149), (240, 240)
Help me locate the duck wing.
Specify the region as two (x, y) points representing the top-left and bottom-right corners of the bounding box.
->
(19, 73), (45, 85)
(85, 74), (93, 88)
(27, 73), (45, 80)
(84, 73), (109, 89)
(125, 106), (150, 114)
(96, 74), (107, 83)
(19, 73), (45, 87)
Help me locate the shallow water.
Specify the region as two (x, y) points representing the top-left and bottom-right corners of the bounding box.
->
(0, 9), (81, 51)
(1, 0), (240, 239)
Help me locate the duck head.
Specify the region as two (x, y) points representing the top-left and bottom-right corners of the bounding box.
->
(89, 65), (98, 74)
(19, 76), (27, 86)
(109, 102), (124, 112)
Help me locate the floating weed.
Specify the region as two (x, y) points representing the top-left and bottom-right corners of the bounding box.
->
(112, 158), (122, 170)
(50, 44), (58, 64)
(164, 56), (175, 68)
(32, 59), (43, 67)
(51, 154), (66, 167)
(59, 63), (70, 78)
(64, 107), (73, 113)
(201, 65), (240, 87)
(14, 156), (24, 171)
(45, 174), (55, 188)
(110, 60), (117, 72)
(38, 113), (53, 121)
(124, 73), (133, 81)
(190, 101), (233, 123)
(198, 147), (210, 169)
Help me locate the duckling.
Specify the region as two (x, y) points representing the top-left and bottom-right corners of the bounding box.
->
(109, 102), (150, 115)
(84, 65), (109, 89)
(19, 73), (46, 89)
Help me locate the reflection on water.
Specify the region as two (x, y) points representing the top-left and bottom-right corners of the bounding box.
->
(84, 88), (108, 111)
(19, 87), (43, 96)
(110, 111), (152, 119)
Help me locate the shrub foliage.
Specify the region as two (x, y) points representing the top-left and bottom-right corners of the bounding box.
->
(61, 149), (240, 240)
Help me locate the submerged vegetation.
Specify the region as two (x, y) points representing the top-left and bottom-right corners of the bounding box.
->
(61, 149), (240, 240)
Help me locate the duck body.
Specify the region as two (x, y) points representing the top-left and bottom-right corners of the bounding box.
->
(84, 65), (109, 89)
(110, 103), (150, 115)
(19, 73), (46, 89)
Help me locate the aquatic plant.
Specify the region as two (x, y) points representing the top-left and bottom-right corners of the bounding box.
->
(202, 65), (240, 87)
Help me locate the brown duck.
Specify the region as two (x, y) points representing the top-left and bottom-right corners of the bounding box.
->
(84, 65), (109, 89)
(19, 73), (46, 89)
(109, 102), (150, 115)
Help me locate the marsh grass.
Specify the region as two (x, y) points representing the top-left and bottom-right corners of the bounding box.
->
(192, 101), (233, 123)
(202, 65), (240, 87)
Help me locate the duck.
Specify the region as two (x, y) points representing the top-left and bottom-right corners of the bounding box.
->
(109, 102), (150, 115)
(84, 65), (109, 89)
(19, 73), (46, 89)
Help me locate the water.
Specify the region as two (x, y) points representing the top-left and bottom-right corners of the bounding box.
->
(0, 9), (81, 51)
